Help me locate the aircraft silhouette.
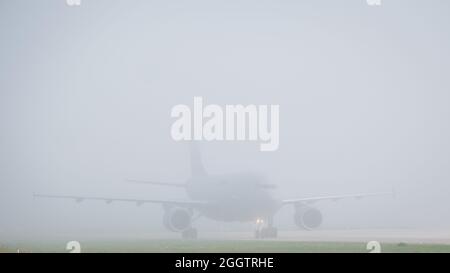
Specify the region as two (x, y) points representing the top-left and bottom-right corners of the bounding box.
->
(35, 144), (391, 239)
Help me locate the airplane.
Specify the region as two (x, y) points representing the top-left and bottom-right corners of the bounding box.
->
(35, 144), (392, 239)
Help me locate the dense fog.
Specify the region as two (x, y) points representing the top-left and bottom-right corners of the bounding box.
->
(1, 0), (449, 245)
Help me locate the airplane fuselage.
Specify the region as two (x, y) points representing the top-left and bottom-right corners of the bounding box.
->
(185, 173), (281, 222)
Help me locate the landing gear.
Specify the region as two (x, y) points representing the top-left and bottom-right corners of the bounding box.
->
(254, 216), (278, 239)
(181, 227), (198, 239)
(255, 227), (278, 239)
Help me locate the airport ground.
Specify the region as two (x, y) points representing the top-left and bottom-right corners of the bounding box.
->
(2, 229), (450, 253)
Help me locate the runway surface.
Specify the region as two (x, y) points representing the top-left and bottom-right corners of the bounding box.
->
(73, 229), (450, 245)
(197, 229), (450, 244)
(4, 229), (450, 253)
(267, 229), (450, 244)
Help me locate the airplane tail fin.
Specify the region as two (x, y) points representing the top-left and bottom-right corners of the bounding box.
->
(190, 142), (207, 178)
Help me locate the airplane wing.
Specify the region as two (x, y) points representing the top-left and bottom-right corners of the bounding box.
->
(33, 194), (207, 208)
(281, 191), (394, 205)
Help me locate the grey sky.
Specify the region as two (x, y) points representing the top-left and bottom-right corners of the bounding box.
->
(1, 0), (450, 242)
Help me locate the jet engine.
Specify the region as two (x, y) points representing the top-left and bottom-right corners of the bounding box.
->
(163, 207), (192, 232)
(294, 206), (322, 230)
